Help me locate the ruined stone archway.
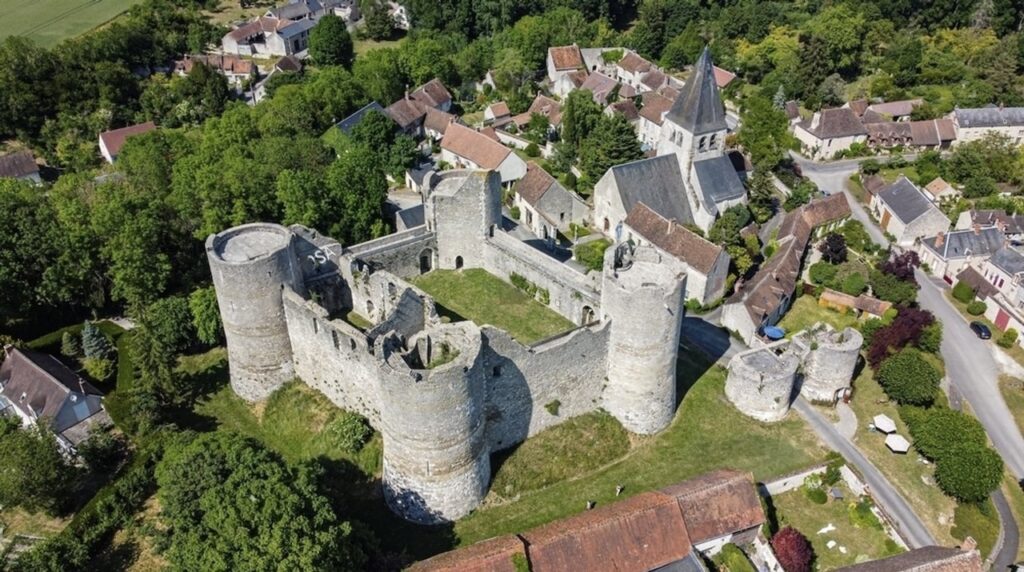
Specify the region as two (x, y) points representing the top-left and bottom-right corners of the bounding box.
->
(581, 305), (595, 325)
(455, 256), (464, 269)
(419, 248), (434, 274)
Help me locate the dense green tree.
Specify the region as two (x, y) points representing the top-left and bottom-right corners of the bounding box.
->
(906, 408), (987, 461)
(189, 286), (222, 346)
(561, 91), (604, 155)
(61, 332), (82, 357)
(870, 269), (919, 305)
(0, 422), (74, 515)
(747, 171), (776, 224)
(353, 48), (407, 104)
(156, 432), (366, 570)
(805, 5), (866, 74)
(0, 180), (65, 317)
(82, 321), (114, 360)
(365, 3), (397, 41)
(819, 233), (848, 264)
(139, 296), (196, 355)
(310, 15), (354, 68)
(709, 205), (753, 247)
(660, 23), (704, 70)
(738, 95), (795, 171)
(934, 443), (1004, 502)
(579, 113), (644, 188)
(876, 348), (940, 406)
(324, 145), (390, 244)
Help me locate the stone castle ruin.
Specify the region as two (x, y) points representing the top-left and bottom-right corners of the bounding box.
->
(206, 169), (688, 524)
(725, 324), (862, 422)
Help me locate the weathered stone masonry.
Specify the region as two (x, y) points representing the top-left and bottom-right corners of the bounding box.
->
(207, 169), (688, 524)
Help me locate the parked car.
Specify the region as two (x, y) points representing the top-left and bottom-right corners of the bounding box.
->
(970, 321), (992, 340)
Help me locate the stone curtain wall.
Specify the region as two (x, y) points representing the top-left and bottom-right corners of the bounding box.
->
(483, 231), (601, 326)
(481, 323), (610, 451)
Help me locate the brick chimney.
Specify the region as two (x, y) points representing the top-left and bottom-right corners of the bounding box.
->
(935, 231), (945, 248)
(960, 536), (978, 553)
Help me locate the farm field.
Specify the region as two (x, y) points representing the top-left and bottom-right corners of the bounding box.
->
(0, 0), (142, 48)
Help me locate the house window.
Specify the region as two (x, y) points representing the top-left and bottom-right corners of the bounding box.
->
(698, 136), (707, 151)
(1000, 278), (1005, 288)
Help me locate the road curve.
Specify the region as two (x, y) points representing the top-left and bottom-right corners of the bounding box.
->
(793, 399), (937, 548)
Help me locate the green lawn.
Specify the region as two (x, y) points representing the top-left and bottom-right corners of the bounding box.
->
(847, 366), (958, 546)
(451, 350), (828, 548)
(354, 37), (404, 56)
(999, 375), (1024, 436)
(951, 500), (999, 557)
(1002, 473), (1024, 561)
(847, 174), (868, 204)
(880, 166), (920, 185)
(412, 269), (575, 344)
(0, 0), (142, 48)
(777, 295), (860, 336)
(771, 484), (902, 570)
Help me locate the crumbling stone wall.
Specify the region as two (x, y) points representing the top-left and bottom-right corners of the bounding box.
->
(799, 325), (862, 403)
(725, 341), (801, 422)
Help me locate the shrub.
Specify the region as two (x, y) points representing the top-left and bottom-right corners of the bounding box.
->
(77, 431), (127, 473)
(867, 307), (935, 368)
(819, 233), (848, 264)
(935, 443), (1004, 502)
(537, 288), (550, 305)
(509, 206), (520, 220)
(966, 300), (987, 315)
(325, 412), (371, 453)
(545, 400), (561, 415)
(917, 322), (943, 353)
(839, 273), (867, 295)
(859, 318), (885, 348)
(61, 331), (81, 357)
(998, 328), (1019, 348)
(879, 251), (920, 282)
(772, 527), (814, 572)
(717, 543), (756, 572)
(510, 272), (538, 297)
(952, 281), (975, 303)
(907, 408), (987, 461)
(876, 349), (940, 406)
(804, 485), (827, 504)
(83, 357), (115, 381)
(809, 262), (838, 286)
(563, 172), (577, 189)
(525, 142), (540, 157)
(870, 269), (918, 305)
(574, 239), (611, 272)
(848, 499), (883, 530)
(861, 159), (881, 175)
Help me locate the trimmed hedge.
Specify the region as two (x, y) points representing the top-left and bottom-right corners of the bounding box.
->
(952, 281), (975, 304)
(966, 300), (987, 315)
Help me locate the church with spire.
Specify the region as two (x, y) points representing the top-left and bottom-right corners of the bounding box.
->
(593, 47), (747, 234)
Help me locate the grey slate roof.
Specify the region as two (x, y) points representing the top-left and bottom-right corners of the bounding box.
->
(920, 226), (1003, 260)
(0, 151), (38, 179)
(990, 246), (1024, 275)
(664, 47), (727, 135)
(693, 155), (746, 213)
(334, 102), (387, 135)
(652, 551), (708, 572)
(609, 154), (693, 226)
(396, 204), (425, 228)
(955, 107), (1024, 128)
(877, 176), (939, 224)
(279, 18), (316, 38)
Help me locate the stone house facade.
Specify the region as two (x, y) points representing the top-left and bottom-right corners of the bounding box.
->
(869, 177), (950, 247)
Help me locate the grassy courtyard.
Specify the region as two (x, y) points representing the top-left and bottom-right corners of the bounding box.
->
(451, 350), (828, 547)
(0, 0), (142, 48)
(412, 269), (576, 344)
(770, 483), (902, 570)
(777, 295), (861, 336)
(846, 367), (958, 547)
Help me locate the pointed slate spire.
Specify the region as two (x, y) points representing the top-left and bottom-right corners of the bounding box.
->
(665, 46), (727, 135)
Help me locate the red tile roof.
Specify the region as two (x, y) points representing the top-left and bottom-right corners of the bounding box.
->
(639, 92), (675, 126)
(414, 78), (452, 108)
(660, 469), (765, 544)
(834, 546), (981, 572)
(408, 535), (527, 571)
(713, 65), (736, 88)
(177, 54), (255, 76)
(99, 122), (157, 158)
(625, 203), (725, 274)
(441, 123), (512, 169)
(617, 51), (652, 74)
(548, 45), (584, 71)
(528, 94), (563, 126)
(521, 492), (692, 572)
(514, 162), (557, 206)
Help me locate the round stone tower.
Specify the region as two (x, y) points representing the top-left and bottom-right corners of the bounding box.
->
(800, 326), (863, 403)
(725, 344), (800, 422)
(377, 324), (489, 524)
(206, 223), (301, 402)
(600, 243), (687, 435)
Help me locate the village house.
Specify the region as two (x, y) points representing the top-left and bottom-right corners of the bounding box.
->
(614, 50), (652, 89)
(793, 107), (867, 159)
(221, 16), (316, 57)
(979, 245), (1024, 299)
(956, 209), (1024, 244)
(865, 99), (922, 121)
(264, 0), (345, 20)
(722, 194), (851, 345)
(510, 94), (562, 134)
(0, 150), (41, 183)
(604, 99), (640, 127)
(623, 203), (730, 305)
(546, 45), (587, 96)
(863, 118), (956, 151)
(409, 470), (770, 571)
(916, 225), (1004, 283)
(952, 107), (1024, 144)
(637, 91), (675, 149)
(579, 71), (636, 106)
(511, 163), (589, 243)
(385, 79), (454, 138)
(923, 177), (959, 203)
(0, 346), (111, 453)
(483, 101), (512, 128)
(98, 121), (157, 164)
(440, 123), (527, 186)
(868, 177), (950, 246)
(834, 546), (980, 572)
(175, 54), (257, 87)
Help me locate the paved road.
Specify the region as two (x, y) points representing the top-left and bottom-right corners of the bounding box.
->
(790, 155), (890, 248)
(993, 488), (1020, 571)
(915, 269), (1024, 479)
(794, 399), (937, 548)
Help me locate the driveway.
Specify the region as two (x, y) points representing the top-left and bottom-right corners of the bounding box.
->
(790, 155), (889, 248)
(793, 399), (937, 548)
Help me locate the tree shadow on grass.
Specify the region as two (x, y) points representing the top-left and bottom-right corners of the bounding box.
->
(314, 456), (458, 571)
